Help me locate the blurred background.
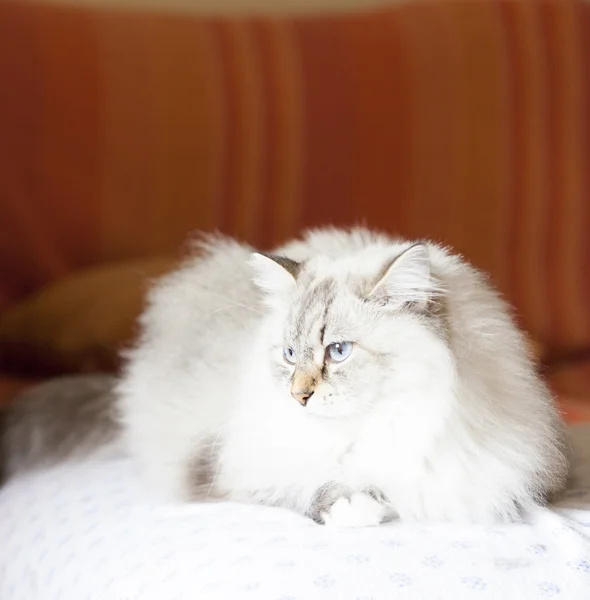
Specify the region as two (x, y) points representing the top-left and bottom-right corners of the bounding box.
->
(0, 0), (589, 420)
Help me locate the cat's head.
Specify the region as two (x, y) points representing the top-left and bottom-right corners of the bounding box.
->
(250, 243), (453, 419)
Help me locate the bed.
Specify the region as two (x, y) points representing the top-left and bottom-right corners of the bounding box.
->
(1, 425), (589, 600)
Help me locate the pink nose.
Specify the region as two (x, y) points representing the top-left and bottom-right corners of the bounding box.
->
(290, 390), (314, 406)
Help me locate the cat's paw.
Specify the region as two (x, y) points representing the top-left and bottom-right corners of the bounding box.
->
(321, 492), (390, 528)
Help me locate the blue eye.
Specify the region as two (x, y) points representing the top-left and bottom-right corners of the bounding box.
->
(326, 342), (353, 362)
(283, 346), (296, 364)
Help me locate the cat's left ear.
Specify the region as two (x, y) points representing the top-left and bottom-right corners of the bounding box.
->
(250, 253), (300, 305)
(368, 243), (437, 310)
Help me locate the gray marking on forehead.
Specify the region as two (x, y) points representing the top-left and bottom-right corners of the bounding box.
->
(301, 278), (336, 316)
(320, 292), (334, 340)
(293, 277), (337, 340)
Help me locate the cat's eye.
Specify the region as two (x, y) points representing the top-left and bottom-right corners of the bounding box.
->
(283, 346), (296, 364)
(326, 342), (353, 363)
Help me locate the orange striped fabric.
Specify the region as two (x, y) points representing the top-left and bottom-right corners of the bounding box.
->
(1, 0), (589, 365)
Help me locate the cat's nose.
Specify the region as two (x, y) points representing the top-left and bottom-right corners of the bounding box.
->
(291, 390), (314, 406)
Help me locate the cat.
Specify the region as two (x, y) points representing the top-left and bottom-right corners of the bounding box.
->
(1, 227), (568, 526)
(0, 373), (119, 483)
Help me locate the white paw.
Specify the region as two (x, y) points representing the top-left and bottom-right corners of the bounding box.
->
(321, 492), (388, 528)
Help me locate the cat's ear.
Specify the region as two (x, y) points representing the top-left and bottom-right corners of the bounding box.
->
(368, 243), (437, 310)
(249, 253), (300, 304)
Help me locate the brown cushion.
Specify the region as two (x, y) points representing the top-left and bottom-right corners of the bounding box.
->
(0, 258), (177, 377)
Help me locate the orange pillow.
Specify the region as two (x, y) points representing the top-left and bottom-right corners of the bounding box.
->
(0, 258), (177, 376)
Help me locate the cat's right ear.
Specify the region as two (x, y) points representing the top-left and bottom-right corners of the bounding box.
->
(249, 253), (300, 306)
(367, 243), (438, 310)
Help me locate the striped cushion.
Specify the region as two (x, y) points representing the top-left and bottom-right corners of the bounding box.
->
(0, 0), (589, 362)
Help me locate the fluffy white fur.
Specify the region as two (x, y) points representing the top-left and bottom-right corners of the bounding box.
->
(116, 227), (567, 526)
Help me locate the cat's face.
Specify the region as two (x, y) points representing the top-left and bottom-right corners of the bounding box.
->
(251, 245), (451, 419)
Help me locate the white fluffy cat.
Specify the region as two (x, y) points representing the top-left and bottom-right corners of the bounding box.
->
(112, 227), (567, 526)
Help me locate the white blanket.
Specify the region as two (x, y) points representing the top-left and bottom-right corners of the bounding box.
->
(2, 425), (589, 600)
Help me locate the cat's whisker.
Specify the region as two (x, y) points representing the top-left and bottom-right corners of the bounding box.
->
(207, 460), (222, 498)
(208, 303), (264, 316)
(199, 286), (263, 307)
(209, 431), (222, 458)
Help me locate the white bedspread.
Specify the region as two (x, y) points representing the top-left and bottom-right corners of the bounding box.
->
(2, 425), (589, 600)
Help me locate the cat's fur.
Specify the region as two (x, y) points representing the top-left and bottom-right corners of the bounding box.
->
(0, 374), (119, 485)
(1, 228), (568, 526)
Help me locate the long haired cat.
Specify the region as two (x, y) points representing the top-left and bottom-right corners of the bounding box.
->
(1, 228), (567, 526)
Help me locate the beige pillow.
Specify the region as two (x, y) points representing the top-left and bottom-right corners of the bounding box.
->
(0, 258), (177, 376)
